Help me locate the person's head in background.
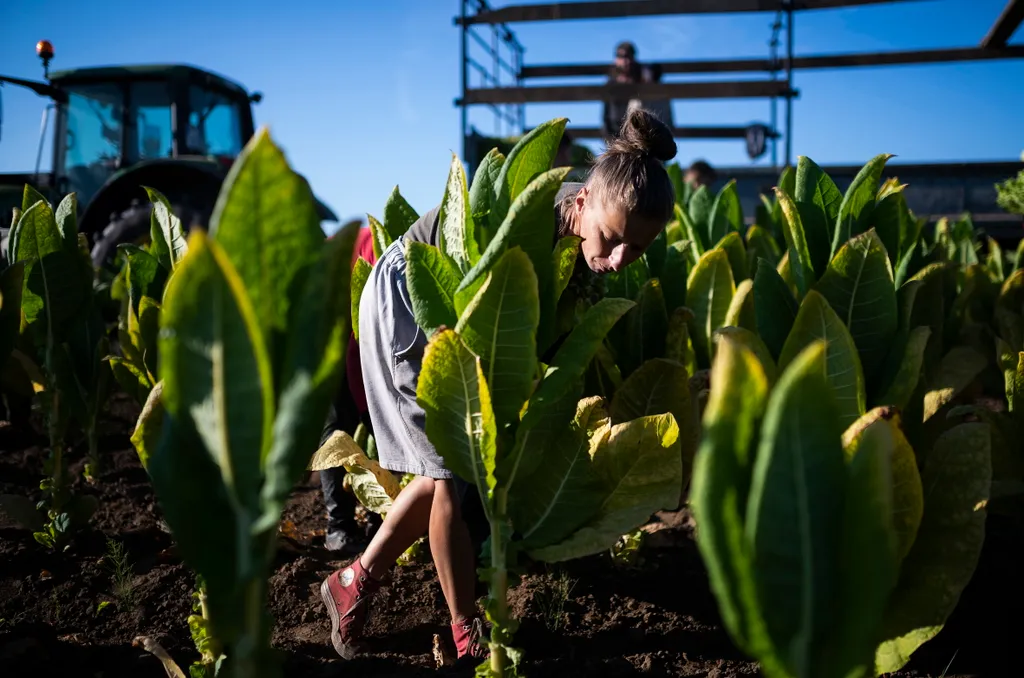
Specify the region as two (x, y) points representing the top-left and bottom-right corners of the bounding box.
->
(685, 160), (717, 189)
(612, 41), (641, 83)
(554, 131), (574, 168)
(560, 109), (677, 274)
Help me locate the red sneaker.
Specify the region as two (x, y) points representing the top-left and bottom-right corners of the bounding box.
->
(451, 616), (489, 660)
(320, 559), (385, 659)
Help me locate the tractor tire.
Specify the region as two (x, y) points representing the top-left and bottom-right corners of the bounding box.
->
(90, 201), (207, 269)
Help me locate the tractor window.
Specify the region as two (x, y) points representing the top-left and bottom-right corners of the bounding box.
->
(64, 84), (124, 204)
(188, 86), (243, 157)
(130, 82), (174, 161)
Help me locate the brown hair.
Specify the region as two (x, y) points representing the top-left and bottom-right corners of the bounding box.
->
(585, 108), (677, 225)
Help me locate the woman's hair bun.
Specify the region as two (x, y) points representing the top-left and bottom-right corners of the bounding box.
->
(616, 108), (677, 163)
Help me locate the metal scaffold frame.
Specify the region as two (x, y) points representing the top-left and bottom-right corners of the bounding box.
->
(454, 0), (1024, 171)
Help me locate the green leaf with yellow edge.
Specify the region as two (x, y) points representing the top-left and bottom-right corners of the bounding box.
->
(718, 231), (749, 283)
(207, 127), (324, 351)
(746, 341), (846, 677)
(709, 180), (743, 246)
(922, 346), (988, 422)
(383, 185), (419, 241)
(491, 118), (567, 234)
(662, 240), (689, 314)
(832, 154), (892, 257)
(144, 186), (188, 271)
(794, 156), (843, 276)
(872, 189), (910, 269)
(456, 247), (539, 428)
(820, 414), (898, 678)
(350, 257), (372, 342)
(875, 423), (991, 674)
(688, 185), (713, 250)
(158, 229), (274, 517)
(621, 278), (668, 378)
(131, 381), (165, 471)
(724, 279), (757, 333)
(512, 397), (608, 552)
(367, 214), (389, 261)
(690, 335), (774, 666)
(745, 224), (781, 272)
(675, 203), (704, 263)
(54, 192), (78, 246)
(666, 307), (697, 376)
(438, 153), (480, 274)
(528, 411), (682, 562)
(108, 356), (153, 406)
(712, 326), (777, 386)
(753, 259), (799, 361)
(417, 329), (498, 509)
(842, 407), (923, 565)
(469, 148), (504, 245)
(779, 290), (866, 430)
(406, 241), (460, 336)
(553, 235), (582, 302)
(686, 248), (735, 369)
(813, 229), (898, 388)
(774, 188), (815, 299)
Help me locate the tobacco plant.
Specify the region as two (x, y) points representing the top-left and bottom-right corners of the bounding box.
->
(691, 335), (991, 677)
(147, 128), (358, 677)
(407, 118), (684, 675)
(0, 186), (109, 548)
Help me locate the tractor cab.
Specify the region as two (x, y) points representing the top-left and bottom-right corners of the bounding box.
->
(50, 65), (257, 206)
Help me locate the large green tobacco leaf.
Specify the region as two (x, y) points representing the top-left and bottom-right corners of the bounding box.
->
(417, 329), (497, 509)
(438, 153), (480, 275)
(469, 148), (504, 225)
(530, 411), (682, 562)
(383, 185), (419, 241)
(350, 257), (372, 342)
(158, 230), (274, 518)
(775, 188), (815, 299)
(779, 290), (866, 430)
(794, 156), (842, 276)
(745, 224), (781, 272)
(552, 236), (582, 302)
(522, 297), (635, 417)
(872, 189), (910, 269)
(713, 327), (777, 385)
(675, 203), (704, 263)
(54, 193), (78, 245)
(814, 229), (898, 387)
(609, 358), (695, 477)
(832, 154), (892, 257)
(456, 247), (540, 428)
(367, 214), (390, 261)
(666, 307), (697, 376)
(719, 231), (749, 283)
(14, 200), (89, 345)
(690, 336), (774, 665)
(131, 382), (165, 471)
(512, 397), (607, 551)
(491, 118), (567, 234)
(708, 180), (743, 247)
(842, 408), (923, 565)
(606, 256), (650, 301)
(753, 259), (799, 361)
(406, 241), (460, 336)
(686, 248), (735, 369)
(208, 128), (324, 353)
(645, 228), (668, 279)
(724, 279), (757, 333)
(922, 346), (988, 422)
(746, 341), (846, 677)
(688, 186), (713, 251)
(662, 240), (689, 314)
(120, 244), (167, 315)
(456, 167), (570, 348)
(260, 226), (357, 527)
(144, 186), (188, 271)
(502, 381), (580, 487)
(822, 417), (898, 678)
(621, 278), (668, 377)
(875, 423), (991, 674)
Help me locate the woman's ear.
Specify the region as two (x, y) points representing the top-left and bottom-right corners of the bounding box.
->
(574, 187), (588, 215)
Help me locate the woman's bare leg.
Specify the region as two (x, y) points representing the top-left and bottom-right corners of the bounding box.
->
(429, 479), (478, 622)
(359, 476), (434, 580)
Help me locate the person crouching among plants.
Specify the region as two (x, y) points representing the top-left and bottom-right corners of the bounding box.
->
(319, 108), (678, 663)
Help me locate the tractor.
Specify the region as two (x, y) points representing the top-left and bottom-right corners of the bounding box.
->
(0, 41), (338, 268)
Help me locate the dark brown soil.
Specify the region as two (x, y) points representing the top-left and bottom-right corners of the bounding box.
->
(0, 393), (1020, 678)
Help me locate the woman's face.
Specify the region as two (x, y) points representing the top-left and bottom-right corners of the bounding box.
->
(571, 187), (664, 275)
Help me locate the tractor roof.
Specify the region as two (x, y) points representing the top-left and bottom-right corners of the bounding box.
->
(48, 64), (249, 97)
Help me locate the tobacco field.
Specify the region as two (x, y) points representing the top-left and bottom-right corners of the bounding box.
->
(1, 119), (1022, 678)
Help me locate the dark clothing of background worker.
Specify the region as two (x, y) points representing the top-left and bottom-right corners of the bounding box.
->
(630, 63), (673, 129)
(685, 160), (717, 190)
(602, 41), (642, 139)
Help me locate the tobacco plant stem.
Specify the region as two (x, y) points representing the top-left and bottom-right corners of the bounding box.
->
(489, 490), (510, 675)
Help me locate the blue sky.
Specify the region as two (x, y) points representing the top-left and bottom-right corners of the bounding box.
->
(1, 0), (1021, 233)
